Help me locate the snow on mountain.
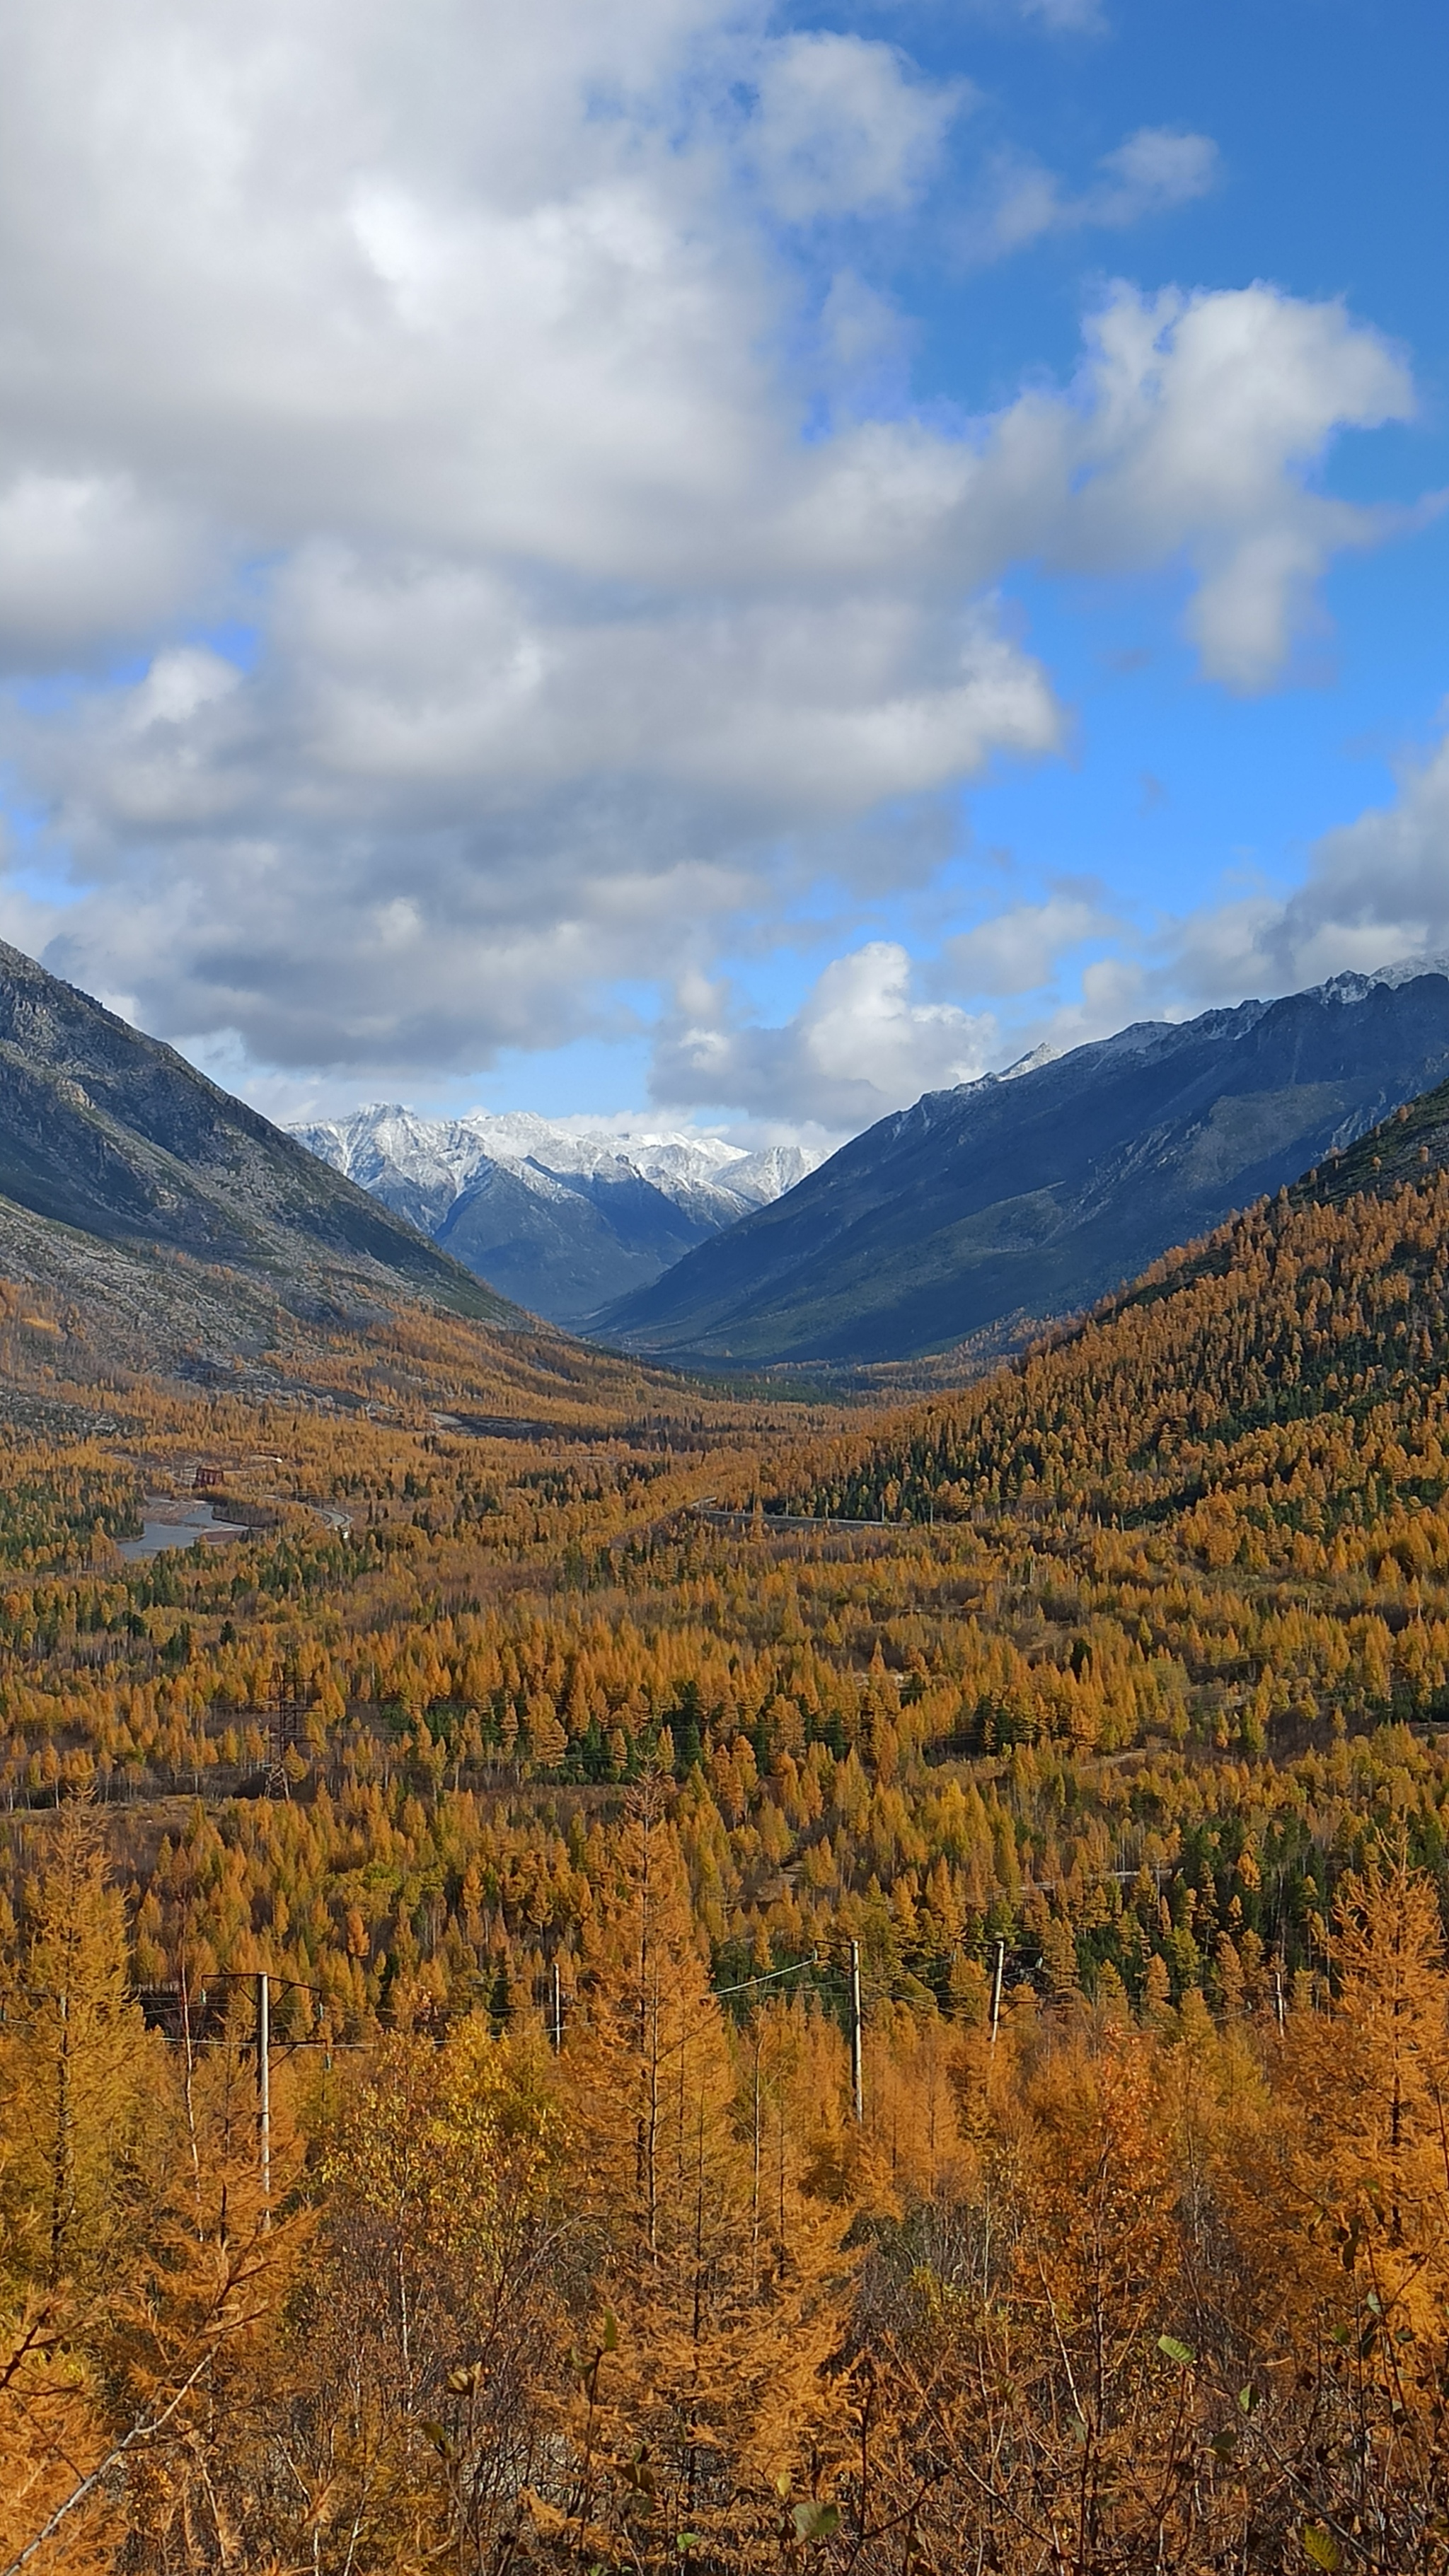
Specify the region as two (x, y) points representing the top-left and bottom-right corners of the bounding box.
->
(294, 1106), (817, 1222)
(289, 1106), (821, 1323)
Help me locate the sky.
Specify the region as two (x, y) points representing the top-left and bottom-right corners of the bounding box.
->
(1, 0), (1448, 1149)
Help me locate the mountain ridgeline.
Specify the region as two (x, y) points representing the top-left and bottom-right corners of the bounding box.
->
(600, 964), (1449, 1367)
(293, 1105), (818, 1325)
(0, 939), (524, 1364)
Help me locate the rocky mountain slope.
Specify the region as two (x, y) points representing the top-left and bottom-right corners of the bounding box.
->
(293, 1105), (818, 1323)
(0, 940), (524, 1366)
(598, 961), (1449, 1368)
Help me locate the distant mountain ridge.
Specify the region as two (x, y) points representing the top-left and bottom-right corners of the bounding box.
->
(0, 939), (522, 1362)
(598, 961), (1449, 1368)
(292, 1106), (819, 1324)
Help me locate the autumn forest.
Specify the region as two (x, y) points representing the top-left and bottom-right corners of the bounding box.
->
(9, 1150), (1449, 2570)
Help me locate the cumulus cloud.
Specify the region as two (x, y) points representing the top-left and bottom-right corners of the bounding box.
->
(7, 272), (1410, 1075)
(1027, 286), (1409, 690)
(746, 33), (966, 224)
(0, 0), (1424, 1117)
(654, 945), (998, 1131)
(21, 551), (1060, 1073)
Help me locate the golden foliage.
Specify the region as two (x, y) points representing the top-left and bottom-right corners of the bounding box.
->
(6, 1172), (1449, 2559)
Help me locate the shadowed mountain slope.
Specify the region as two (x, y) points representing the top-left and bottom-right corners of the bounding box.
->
(599, 967), (1449, 1368)
(0, 940), (524, 1356)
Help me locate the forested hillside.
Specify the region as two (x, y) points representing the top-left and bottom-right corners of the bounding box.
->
(8, 1140), (1449, 2565)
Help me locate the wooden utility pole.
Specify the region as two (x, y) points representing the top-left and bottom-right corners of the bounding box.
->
(550, 1959), (563, 2052)
(848, 1939), (864, 2124)
(256, 1970), (271, 2221)
(989, 1937), (1006, 2048)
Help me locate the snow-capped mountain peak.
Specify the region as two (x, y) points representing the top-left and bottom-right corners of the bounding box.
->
(289, 1105), (821, 1324)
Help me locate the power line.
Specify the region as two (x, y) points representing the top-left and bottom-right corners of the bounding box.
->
(712, 1954), (819, 2000)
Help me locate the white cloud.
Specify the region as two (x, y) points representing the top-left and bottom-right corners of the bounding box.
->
(22, 553), (1060, 1073)
(8, 274), (1409, 1074)
(1027, 286), (1410, 690)
(0, 0), (1422, 1118)
(970, 124), (1219, 262)
(943, 886), (1117, 994)
(746, 33), (966, 224)
(647, 924), (1159, 1139)
(1163, 729), (1449, 1007)
(0, 474), (210, 668)
(753, 284), (1409, 693)
(654, 944), (998, 1131)
(1094, 127), (1219, 221)
(814, 268), (913, 411)
(1022, 953), (1153, 1057)
(1283, 738), (1449, 969)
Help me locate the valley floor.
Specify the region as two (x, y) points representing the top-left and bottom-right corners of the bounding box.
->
(7, 1171), (1449, 2568)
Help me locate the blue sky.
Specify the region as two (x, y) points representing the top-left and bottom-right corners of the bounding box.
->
(0, 0), (1445, 1142)
(676, 0), (1449, 1118)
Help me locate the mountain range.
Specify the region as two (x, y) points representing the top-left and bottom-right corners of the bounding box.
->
(291, 1106), (819, 1325)
(0, 938), (524, 1381)
(597, 961), (1449, 1367)
(8, 932), (1449, 1389)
